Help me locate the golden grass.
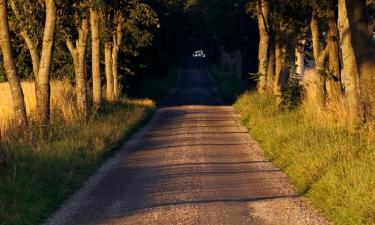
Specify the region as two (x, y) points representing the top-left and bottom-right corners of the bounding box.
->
(0, 80), (76, 133)
(302, 69), (349, 128)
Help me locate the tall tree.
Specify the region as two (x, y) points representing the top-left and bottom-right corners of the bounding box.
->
(63, 1), (90, 120)
(0, 0), (27, 127)
(90, 2), (102, 109)
(10, 0), (57, 125)
(256, 0), (270, 94)
(338, 0), (375, 127)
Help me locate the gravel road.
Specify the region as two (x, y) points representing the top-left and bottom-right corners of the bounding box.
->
(43, 65), (328, 225)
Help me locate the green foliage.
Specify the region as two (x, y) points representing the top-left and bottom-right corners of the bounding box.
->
(127, 67), (177, 102)
(280, 73), (303, 110)
(209, 64), (247, 104)
(235, 93), (375, 225)
(0, 99), (154, 225)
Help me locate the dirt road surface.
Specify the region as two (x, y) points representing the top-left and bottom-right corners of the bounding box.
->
(43, 65), (328, 225)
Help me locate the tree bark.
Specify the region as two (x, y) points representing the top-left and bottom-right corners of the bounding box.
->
(257, 0), (269, 93)
(266, 36), (275, 93)
(0, 0), (27, 127)
(66, 18), (89, 120)
(326, 0), (343, 101)
(104, 42), (114, 101)
(112, 21), (123, 100)
(35, 0), (56, 125)
(90, 8), (101, 109)
(295, 41), (305, 77)
(273, 22), (287, 100)
(339, 0), (375, 126)
(338, 0), (362, 129)
(9, 0), (39, 80)
(310, 10), (328, 107)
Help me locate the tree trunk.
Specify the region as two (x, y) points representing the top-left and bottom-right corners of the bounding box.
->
(310, 10), (327, 107)
(90, 8), (101, 109)
(104, 42), (114, 101)
(257, 0), (269, 93)
(66, 18), (89, 120)
(9, 0), (40, 80)
(339, 0), (375, 126)
(266, 37), (275, 93)
(326, 0), (343, 101)
(338, 0), (363, 129)
(112, 22), (123, 100)
(35, 0), (56, 125)
(0, 0), (27, 127)
(273, 22), (287, 100)
(295, 42), (305, 77)
(21, 32), (39, 78)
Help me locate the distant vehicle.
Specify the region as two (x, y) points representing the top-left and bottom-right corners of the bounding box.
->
(192, 50), (206, 58)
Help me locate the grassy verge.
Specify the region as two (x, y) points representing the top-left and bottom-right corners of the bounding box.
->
(209, 64), (247, 104)
(211, 65), (374, 225)
(0, 99), (155, 225)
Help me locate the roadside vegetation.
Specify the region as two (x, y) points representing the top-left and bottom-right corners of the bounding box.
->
(211, 65), (375, 225)
(0, 99), (154, 225)
(209, 65), (247, 104)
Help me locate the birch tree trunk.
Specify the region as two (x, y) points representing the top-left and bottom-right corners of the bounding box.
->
(104, 42), (114, 101)
(257, 0), (269, 94)
(66, 19), (89, 120)
(35, 0), (56, 125)
(0, 0), (27, 127)
(90, 8), (101, 109)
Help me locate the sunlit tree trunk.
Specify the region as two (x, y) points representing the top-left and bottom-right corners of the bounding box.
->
(9, 1), (39, 80)
(112, 20), (123, 100)
(90, 8), (101, 109)
(295, 42), (305, 77)
(266, 39), (275, 93)
(257, 0), (269, 94)
(104, 42), (114, 101)
(0, 0), (27, 127)
(339, 0), (375, 127)
(310, 9), (328, 107)
(35, 0), (56, 125)
(273, 22), (287, 101)
(66, 19), (89, 120)
(326, 0), (343, 101)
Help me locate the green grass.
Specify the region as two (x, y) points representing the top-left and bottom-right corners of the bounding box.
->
(209, 65), (375, 225)
(0, 99), (155, 225)
(209, 64), (247, 104)
(234, 93), (375, 225)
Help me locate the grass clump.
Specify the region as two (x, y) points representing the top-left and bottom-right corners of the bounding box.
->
(234, 92), (375, 225)
(209, 64), (247, 104)
(0, 99), (155, 225)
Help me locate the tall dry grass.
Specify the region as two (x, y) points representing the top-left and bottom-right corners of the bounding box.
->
(302, 69), (349, 128)
(0, 80), (76, 134)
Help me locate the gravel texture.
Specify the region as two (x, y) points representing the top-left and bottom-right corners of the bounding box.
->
(43, 65), (329, 225)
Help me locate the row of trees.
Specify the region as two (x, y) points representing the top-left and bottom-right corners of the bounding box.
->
(249, 0), (375, 129)
(0, 0), (158, 127)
